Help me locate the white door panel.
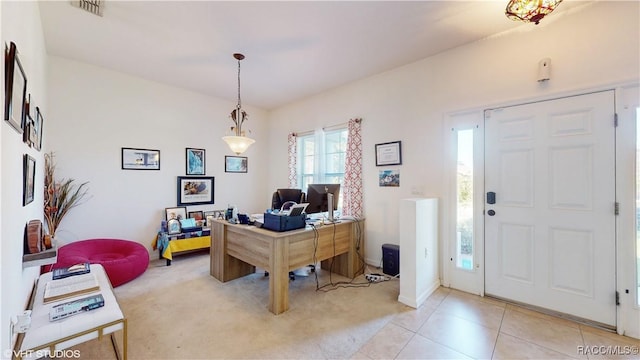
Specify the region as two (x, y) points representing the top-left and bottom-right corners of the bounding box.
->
(485, 91), (616, 326)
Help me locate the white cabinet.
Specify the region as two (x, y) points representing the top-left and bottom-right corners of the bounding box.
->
(398, 198), (439, 308)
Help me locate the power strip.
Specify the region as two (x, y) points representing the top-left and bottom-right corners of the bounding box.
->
(365, 274), (385, 283)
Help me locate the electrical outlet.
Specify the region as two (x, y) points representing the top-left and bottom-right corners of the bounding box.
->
(14, 311), (31, 333)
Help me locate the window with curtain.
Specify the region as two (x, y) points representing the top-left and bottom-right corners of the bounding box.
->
(296, 128), (348, 210)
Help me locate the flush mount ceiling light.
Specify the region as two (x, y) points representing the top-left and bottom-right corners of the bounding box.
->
(222, 53), (255, 155)
(505, 0), (563, 25)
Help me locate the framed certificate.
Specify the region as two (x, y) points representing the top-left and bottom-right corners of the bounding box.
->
(375, 141), (402, 166)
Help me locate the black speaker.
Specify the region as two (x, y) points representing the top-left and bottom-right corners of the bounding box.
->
(382, 244), (399, 276)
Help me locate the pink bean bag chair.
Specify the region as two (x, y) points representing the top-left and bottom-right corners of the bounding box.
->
(51, 238), (149, 287)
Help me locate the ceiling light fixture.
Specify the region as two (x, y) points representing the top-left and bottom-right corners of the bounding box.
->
(505, 0), (563, 25)
(222, 53), (255, 155)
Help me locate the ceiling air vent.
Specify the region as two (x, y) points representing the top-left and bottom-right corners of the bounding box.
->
(71, 0), (104, 17)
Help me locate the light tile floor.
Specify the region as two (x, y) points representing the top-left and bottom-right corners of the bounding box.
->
(353, 287), (640, 359)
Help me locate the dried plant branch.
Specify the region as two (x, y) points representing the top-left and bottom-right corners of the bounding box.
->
(44, 152), (90, 237)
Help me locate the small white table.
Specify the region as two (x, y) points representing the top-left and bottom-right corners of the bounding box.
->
(14, 264), (127, 360)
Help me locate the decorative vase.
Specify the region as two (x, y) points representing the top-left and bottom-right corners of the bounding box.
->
(43, 234), (53, 249)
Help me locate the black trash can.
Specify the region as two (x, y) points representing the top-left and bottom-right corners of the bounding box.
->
(382, 243), (400, 277)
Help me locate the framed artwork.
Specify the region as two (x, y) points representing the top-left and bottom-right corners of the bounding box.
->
(379, 169), (400, 187)
(165, 206), (187, 221)
(177, 176), (214, 206)
(33, 106), (43, 151)
(4, 42), (27, 134)
(23, 154), (36, 206)
(22, 94), (32, 145)
(225, 156), (247, 173)
(186, 148), (205, 175)
(375, 141), (402, 166)
(121, 147), (160, 170)
(24, 114), (34, 147)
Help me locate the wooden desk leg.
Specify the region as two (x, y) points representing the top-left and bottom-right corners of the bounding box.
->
(268, 237), (288, 315)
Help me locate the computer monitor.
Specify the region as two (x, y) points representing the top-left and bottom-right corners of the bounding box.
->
(306, 184), (340, 220)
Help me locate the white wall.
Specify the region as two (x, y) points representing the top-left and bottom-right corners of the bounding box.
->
(268, 2), (640, 266)
(1, 0), (639, 353)
(45, 56), (271, 246)
(1, 0), (49, 355)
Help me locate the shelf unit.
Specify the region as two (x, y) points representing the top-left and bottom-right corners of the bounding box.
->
(22, 246), (58, 268)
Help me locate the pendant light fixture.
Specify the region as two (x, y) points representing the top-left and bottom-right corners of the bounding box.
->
(222, 53), (255, 155)
(505, 0), (563, 25)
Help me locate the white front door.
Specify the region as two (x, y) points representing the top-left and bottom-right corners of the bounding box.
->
(484, 91), (616, 326)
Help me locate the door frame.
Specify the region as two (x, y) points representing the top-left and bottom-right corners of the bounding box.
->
(442, 81), (639, 338)
(615, 84), (640, 338)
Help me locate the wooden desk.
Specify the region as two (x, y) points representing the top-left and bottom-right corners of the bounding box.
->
(14, 264), (126, 360)
(209, 219), (364, 314)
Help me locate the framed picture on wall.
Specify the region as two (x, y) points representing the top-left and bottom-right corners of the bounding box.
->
(23, 154), (36, 206)
(375, 141), (402, 166)
(121, 147), (160, 170)
(186, 148), (205, 175)
(177, 176), (214, 206)
(4, 42), (27, 135)
(33, 106), (44, 151)
(22, 94), (32, 145)
(225, 156), (247, 173)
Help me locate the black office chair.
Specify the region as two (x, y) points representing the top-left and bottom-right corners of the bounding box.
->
(272, 188), (306, 211)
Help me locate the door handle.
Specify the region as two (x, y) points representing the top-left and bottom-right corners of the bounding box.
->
(487, 192), (496, 204)
(487, 210), (496, 216)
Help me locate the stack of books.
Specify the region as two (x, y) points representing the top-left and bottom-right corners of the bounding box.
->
(44, 263), (104, 321)
(44, 263), (99, 304)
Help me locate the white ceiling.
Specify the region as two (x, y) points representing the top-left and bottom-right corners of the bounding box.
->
(38, 1), (582, 110)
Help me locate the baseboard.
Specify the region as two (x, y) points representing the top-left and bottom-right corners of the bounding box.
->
(398, 280), (440, 308)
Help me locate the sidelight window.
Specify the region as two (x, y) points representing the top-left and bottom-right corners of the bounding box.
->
(456, 129), (474, 270)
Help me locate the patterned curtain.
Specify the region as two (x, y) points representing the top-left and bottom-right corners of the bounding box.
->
(343, 118), (363, 218)
(287, 133), (297, 188)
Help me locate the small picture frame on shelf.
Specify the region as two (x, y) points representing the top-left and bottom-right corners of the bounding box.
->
(188, 211), (204, 221)
(165, 206), (187, 221)
(186, 148), (205, 175)
(189, 211), (207, 227)
(167, 218), (181, 235)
